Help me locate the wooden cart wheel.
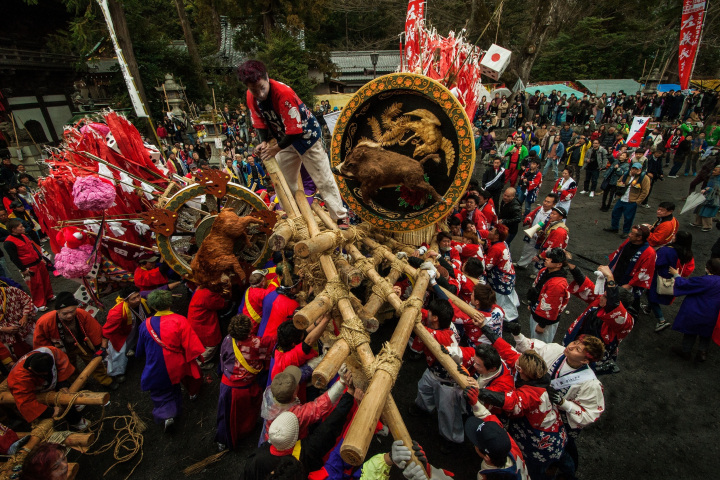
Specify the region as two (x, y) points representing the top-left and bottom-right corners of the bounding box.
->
(156, 182), (272, 278)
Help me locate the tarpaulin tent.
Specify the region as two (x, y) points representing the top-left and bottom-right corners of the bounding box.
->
(527, 83), (585, 98)
(657, 84), (683, 92)
(576, 79), (642, 96)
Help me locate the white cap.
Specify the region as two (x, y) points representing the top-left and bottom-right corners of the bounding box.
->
(268, 411), (300, 451)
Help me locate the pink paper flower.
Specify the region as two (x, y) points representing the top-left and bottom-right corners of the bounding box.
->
(73, 175), (116, 210)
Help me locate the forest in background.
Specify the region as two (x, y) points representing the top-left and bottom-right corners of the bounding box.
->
(13, 0), (720, 116)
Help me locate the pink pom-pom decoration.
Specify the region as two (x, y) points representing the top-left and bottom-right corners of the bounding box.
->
(53, 245), (96, 279)
(72, 175), (116, 210)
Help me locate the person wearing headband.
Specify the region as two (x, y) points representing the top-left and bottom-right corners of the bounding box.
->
(32, 291), (116, 390)
(102, 285), (153, 382)
(239, 269), (272, 335)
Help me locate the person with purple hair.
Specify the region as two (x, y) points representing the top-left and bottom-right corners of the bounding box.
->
(237, 60), (349, 228)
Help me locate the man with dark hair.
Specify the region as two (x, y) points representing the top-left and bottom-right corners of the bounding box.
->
(410, 295), (474, 453)
(526, 248), (570, 343)
(647, 202), (678, 247)
(482, 157), (505, 207)
(33, 291), (115, 389)
(456, 194), (489, 237)
(497, 187), (522, 245)
(237, 60), (349, 228)
(4, 219), (53, 311)
(608, 225), (656, 316)
(516, 193), (558, 269)
(507, 325), (605, 479)
(8, 346), (89, 430)
(484, 225), (519, 323)
(605, 163), (651, 238)
(103, 285), (152, 380)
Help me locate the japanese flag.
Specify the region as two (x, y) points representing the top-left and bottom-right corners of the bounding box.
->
(480, 44), (512, 81)
(626, 117), (651, 148)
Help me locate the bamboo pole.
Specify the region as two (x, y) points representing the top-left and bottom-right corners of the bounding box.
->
(70, 356), (103, 392)
(305, 201), (421, 468)
(294, 228), (360, 258)
(14, 432), (95, 447)
(340, 271), (430, 466)
(0, 390), (109, 406)
(263, 155), (301, 219)
(162, 84), (172, 112)
(81, 230), (159, 253)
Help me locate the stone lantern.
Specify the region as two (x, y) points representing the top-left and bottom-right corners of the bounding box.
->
(156, 74), (186, 117)
(196, 107), (227, 165)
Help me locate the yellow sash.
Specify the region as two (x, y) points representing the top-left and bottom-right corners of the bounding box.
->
(244, 289), (261, 323)
(292, 441), (302, 460)
(232, 339), (262, 375)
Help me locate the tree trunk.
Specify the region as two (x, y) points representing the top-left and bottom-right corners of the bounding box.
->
(106, 0), (149, 108)
(209, 0), (222, 50)
(173, 0), (204, 72)
(262, 0), (275, 40)
(512, 0), (565, 85)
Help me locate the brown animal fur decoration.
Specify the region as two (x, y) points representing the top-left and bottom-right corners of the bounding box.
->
(190, 209), (264, 292)
(332, 141), (446, 204)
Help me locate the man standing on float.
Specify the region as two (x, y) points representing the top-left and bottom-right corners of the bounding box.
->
(237, 60), (349, 228)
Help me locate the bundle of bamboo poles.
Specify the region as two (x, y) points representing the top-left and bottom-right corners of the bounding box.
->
(263, 156), (482, 466)
(0, 357), (107, 479)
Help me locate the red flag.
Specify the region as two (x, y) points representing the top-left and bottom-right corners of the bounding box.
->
(404, 0), (425, 72)
(625, 117), (651, 148)
(679, 0), (706, 91)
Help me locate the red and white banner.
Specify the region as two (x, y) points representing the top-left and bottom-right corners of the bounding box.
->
(678, 0), (706, 91)
(626, 116), (651, 148)
(404, 0), (425, 72)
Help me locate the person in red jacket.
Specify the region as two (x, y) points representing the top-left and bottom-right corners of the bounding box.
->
(270, 315), (330, 381)
(216, 314), (276, 451)
(607, 225), (656, 316)
(467, 342), (515, 417)
(103, 285), (152, 380)
(473, 328), (567, 480)
(257, 261), (301, 339)
(526, 248), (570, 343)
(8, 346), (88, 430)
(133, 257), (181, 293)
(531, 205), (569, 271)
(477, 189), (498, 226)
(239, 269), (274, 334)
(3, 219), (53, 311)
(33, 292), (115, 389)
(410, 296), (475, 453)
(565, 264), (634, 374)
(647, 201), (679, 247)
(187, 286), (228, 369)
(455, 195), (490, 238)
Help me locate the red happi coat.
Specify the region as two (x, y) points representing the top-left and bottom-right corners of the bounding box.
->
(187, 288), (226, 347)
(538, 224), (569, 259)
(452, 240), (485, 267)
(147, 312), (205, 385)
(33, 309), (104, 350)
(8, 346), (75, 422)
(492, 339), (566, 435)
(552, 178), (577, 203)
(103, 298), (151, 350)
(412, 309), (474, 372)
(531, 268), (570, 323)
(480, 200), (498, 227)
(455, 274), (478, 304)
(608, 240), (656, 289)
(568, 276), (634, 345)
(242, 286), (273, 333)
(455, 208), (490, 238)
(133, 266), (168, 291)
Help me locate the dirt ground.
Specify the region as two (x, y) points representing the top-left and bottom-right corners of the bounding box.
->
(27, 171), (718, 480)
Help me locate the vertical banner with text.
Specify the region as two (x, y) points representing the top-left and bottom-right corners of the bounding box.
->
(678, 0), (706, 91)
(404, 0), (426, 73)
